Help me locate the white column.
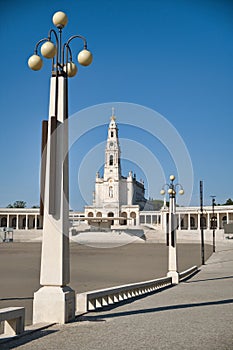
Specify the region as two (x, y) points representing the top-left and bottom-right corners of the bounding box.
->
(178, 214), (181, 230)
(34, 215), (38, 229)
(188, 213), (190, 230)
(198, 213), (200, 230)
(217, 212), (220, 229)
(16, 215), (19, 230)
(33, 75), (75, 325)
(127, 173), (133, 205)
(227, 212), (229, 224)
(25, 215), (28, 230)
(207, 213), (210, 229)
(162, 210), (168, 233)
(167, 196), (179, 284)
(7, 215), (10, 228)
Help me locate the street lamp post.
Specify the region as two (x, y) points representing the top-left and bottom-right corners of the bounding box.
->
(160, 175), (184, 285)
(28, 11), (92, 324)
(210, 196), (216, 253)
(200, 180), (205, 265)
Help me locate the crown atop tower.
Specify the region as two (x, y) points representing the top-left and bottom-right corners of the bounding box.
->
(110, 107), (116, 122)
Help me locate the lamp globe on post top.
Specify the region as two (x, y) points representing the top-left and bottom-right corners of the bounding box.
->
(52, 11), (68, 28)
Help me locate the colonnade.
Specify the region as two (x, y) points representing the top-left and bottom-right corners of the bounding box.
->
(1, 206), (233, 231)
(0, 209), (43, 230)
(141, 206), (233, 232)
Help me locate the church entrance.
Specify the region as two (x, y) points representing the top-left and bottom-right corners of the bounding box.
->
(107, 212), (114, 226)
(120, 212), (127, 225)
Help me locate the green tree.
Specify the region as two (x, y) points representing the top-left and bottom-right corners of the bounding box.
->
(7, 201), (27, 208)
(223, 198), (233, 205)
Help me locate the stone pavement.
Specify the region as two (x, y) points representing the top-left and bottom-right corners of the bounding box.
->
(1, 242), (233, 350)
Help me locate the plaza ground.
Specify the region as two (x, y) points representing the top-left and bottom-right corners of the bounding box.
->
(0, 242), (212, 325)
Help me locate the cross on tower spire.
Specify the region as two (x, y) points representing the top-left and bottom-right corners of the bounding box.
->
(111, 107), (116, 121)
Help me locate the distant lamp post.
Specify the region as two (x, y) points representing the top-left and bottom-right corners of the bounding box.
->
(160, 175), (184, 284)
(28, 11), (92, 324)
(200, 180), (205, 265)
(210, 196), (217, 253)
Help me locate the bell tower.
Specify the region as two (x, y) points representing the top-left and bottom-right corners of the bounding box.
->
(104, 109), (121, 181)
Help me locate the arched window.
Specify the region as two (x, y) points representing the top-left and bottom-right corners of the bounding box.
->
(190, 216), (196, 229)
(12, 217), (17, 229)
(200, 216), (206, 229)
(109, 186), (113, 198)
(222, 215), (227, 229)
(130, 212), (136, 226)
(109, 155), (113, 166)
(111, 131), (114, 138)
(1, 217), (7, 227)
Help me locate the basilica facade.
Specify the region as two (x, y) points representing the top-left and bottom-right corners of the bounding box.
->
(84, 113), (153, 225)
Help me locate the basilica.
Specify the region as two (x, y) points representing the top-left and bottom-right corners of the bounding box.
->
(84, 112), (153, 225)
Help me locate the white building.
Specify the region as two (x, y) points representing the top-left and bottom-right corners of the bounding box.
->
(0, 112), (233, 235)
(84, 113), (153, 225)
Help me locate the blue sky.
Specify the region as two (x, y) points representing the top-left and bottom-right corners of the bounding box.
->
(0, 0), (232, 210)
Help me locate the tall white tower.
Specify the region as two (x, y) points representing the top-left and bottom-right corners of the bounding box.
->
(94, 110), (121, 213)
(85, 111), (149, 225)
(104, 110), (121, 181)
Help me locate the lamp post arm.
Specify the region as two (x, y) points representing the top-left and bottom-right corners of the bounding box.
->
(161, 184), (169, 191)
(175, 183), (183, 190)
(48, 28), (59, 43)
(34, 38), (49, 54)
(63, 43), (73, 66)
(66, 34), (88, 48)
(47, 29), (60, 73)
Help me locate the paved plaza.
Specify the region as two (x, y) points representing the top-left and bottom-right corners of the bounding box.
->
(0, 241), (212, 326)
(0, 241), (232, 349)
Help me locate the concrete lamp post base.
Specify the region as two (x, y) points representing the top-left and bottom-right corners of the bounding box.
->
(33, 286), (75, 324)
(167, 271), (179, 285)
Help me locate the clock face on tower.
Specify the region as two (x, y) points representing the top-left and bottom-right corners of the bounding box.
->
(109, 142), (114, 148)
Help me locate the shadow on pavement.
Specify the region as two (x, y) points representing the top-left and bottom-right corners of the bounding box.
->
(0, 329), (58, 349)
(185, 275), (233, 283)
(80, 298), (233, 321)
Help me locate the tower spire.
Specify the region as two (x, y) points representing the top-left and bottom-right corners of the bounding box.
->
(111, 107), (116, 121)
